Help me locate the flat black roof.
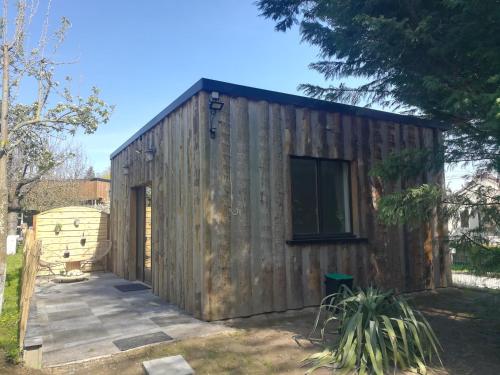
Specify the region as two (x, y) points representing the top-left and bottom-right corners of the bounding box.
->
(110, 78), (448, 159)
(89, 177), (111, 183)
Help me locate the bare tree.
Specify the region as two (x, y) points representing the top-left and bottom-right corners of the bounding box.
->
(0, 0), (113, 311)
(51, 143), (90, 180)
(99, 167), (111, 180)
(84, 166), (95, 179)
(9, 140), (90, 213)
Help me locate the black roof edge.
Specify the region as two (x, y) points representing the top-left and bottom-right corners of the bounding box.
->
(110, 78), (449, 159)
(90, 177), (111, 183)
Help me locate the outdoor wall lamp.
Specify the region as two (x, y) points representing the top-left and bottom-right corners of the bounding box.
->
(123, 165), (130, 175)
(209, 91), (224, 139)
(145, 147), (156, 162)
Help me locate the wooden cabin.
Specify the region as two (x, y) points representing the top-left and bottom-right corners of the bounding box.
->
(109, 78), (451, 321)
(78, 178), (111, 206)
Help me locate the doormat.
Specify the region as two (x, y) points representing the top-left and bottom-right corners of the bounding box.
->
(113, 331), (173, 351)
(113, 283), (151, 292)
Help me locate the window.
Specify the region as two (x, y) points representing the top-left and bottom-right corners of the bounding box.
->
(290, 156), (352, 239)
(460, 209), (469, 228)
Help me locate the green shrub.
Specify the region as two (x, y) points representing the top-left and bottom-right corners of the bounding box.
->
(459, 245), (500, 276)
(304, 287), (441, 374)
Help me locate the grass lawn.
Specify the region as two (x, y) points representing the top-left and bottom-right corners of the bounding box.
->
(409, 288), (500, 375)
(0, 247), (23, 363)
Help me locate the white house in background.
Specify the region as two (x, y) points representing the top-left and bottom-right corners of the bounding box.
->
(448, 173), (500, 245)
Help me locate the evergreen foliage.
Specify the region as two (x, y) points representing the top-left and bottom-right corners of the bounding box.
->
(369, 149), (443, 183)
(377, 184), (442, 228)
(453, 244), (500, 276)
(258, 0), (500, 251)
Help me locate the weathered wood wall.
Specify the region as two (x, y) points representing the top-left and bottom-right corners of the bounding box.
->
(110, 91), (451, 321)
(35, 206), (109, 275)
(110, 94), (205, 318)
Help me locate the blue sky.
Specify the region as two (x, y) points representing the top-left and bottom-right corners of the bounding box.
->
(14, 0), (333, 173)
(7, 0), (466, 189)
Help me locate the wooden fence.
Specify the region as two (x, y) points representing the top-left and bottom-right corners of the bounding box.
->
(19, 229), (42, 349)
(35, 206), (109, 276)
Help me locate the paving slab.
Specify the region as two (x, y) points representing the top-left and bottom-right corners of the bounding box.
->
(25, 273), (230, 367)
(151, 315), (197, 327)
(47, 307), (93, 321)
(103, 317), (159, 336)
(51, 325), (110, 346)
(47, 315), (101, 332)
(95, 308), (142, 322)
(114, 283), (151, 292)
(43, 337), (117, 366)
(142, 355), (194, 375)
(42, 301), (88, 314)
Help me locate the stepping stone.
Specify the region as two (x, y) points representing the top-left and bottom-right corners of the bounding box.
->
(142, 355), (194, 375)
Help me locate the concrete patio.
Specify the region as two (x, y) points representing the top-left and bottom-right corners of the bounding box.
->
(24, 272), (229, 367)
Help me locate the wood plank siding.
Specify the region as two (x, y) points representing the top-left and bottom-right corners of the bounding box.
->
(109, 79), (450, 321)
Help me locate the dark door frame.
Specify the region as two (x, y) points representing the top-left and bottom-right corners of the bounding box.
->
(129, 184), (152, 284)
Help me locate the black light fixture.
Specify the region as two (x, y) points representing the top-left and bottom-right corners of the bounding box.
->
(209, 91), (224, 139)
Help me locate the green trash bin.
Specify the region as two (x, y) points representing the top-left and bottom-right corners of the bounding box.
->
(324, 273), (353, 309)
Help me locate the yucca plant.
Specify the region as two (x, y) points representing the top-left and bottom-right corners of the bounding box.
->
(304, 287), (441, 374)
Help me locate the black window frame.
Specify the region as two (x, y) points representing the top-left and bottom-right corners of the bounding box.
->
(290, 155), (354, 241)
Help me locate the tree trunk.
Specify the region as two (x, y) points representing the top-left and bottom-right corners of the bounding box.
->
(0, 43), (10, 313)
(7, 211), (17, 236)
(8, 191), (21, 236)
(7, 195), (21, 258)
(0, 157), (7, 314)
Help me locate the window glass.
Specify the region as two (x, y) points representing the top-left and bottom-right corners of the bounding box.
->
(291, 158), (319, 234)
(320, 160), (351, 234)
(460, 209), (469, 228)
(291, 157), (352, 238)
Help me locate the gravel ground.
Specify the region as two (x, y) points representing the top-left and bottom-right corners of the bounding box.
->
(452, 272), (500, 289)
